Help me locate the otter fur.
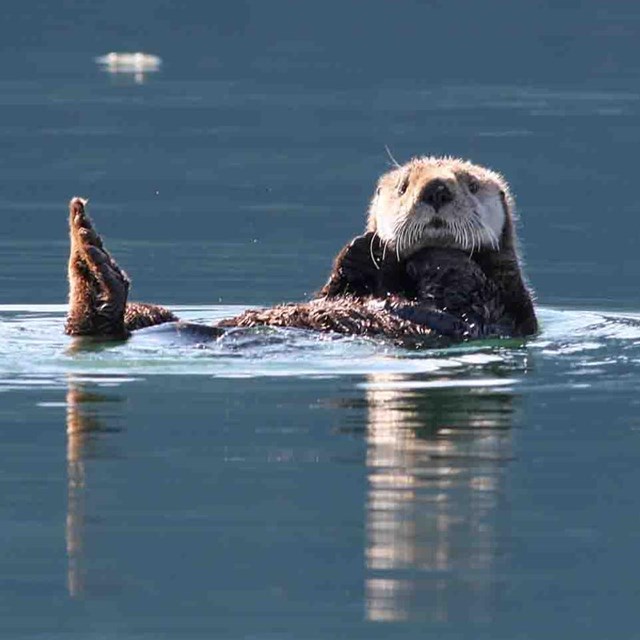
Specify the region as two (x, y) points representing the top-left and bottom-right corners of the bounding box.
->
(64, 157), (537, 345)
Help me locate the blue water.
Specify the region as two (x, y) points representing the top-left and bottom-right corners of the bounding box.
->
(3, 0), (640, 638)
(3, 304), (640, 638)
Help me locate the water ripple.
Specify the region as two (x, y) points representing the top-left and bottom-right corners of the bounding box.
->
(1, 305), (639, 391)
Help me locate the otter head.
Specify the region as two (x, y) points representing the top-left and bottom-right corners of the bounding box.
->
(367, 156), (515, 259)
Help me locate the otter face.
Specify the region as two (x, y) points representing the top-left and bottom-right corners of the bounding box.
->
(367, 157), (512, 258)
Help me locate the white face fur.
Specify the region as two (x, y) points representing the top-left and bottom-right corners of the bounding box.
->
(367, 157), (511, 258)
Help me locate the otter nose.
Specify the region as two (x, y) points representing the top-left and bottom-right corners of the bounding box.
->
(419, 179), (454, 211)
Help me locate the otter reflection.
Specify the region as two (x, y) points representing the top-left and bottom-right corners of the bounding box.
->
(66, 378), (122, 598)
(363, 374), (516, 623)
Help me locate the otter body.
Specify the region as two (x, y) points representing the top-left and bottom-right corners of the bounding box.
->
(64, 157), (537, 346)
(218, 242), (512, 343)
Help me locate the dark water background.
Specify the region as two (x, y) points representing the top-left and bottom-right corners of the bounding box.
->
(2, 1), (640, 638)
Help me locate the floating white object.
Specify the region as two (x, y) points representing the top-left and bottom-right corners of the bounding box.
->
(95, 52), (162, 82)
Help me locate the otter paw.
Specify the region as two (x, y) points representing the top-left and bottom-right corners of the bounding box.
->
(65, 198), (130, 338)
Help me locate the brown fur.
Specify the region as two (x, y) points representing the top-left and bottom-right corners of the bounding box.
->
(218, 298), (436, 343)
(64, 198), (176, 338)
(219, 246), (510, 343)
(365, 157), (537, 336)
(64, 157), (538, 344)
(472, 193), (538, 336)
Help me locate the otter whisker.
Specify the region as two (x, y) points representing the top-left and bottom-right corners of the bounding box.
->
(467, 219), (476, 257)
(465, 220), (476, 255)
(477, 215), (499, 250)
(487, 223), (500, 250)
(465, 217), (477, 252)
(451, 219), (459, 248)
(469, 223), (477, 253)
(461, 220), (467, 249)
(470, 218), (480, 256)
(395, 217), (411, 258)
(403, 224), (413, 256)
(393, 226), (403, 258)
(384, 144), (401, 169)
(381, 238), (390, 263)
(369, 232), (382, 270)
(473, 218), (487, 249)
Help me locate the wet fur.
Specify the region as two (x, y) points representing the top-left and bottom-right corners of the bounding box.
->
(65, 199), (177, 338)
(365, 156), (537, 336)
(64, 157), (538, 345)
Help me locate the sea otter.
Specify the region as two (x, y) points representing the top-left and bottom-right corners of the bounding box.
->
(64, 157), (537, 345)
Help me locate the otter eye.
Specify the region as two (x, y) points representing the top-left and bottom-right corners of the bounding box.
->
(468, 179), (480, 194)
(397, 176), (409, 196)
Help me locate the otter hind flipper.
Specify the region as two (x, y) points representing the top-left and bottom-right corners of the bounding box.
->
(65, 198), (177, 338)
(124, 302), (179, 332)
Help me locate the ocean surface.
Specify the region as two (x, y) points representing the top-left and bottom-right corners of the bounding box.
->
(2, 1), (640, 638)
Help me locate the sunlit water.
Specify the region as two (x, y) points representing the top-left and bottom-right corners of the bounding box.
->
(3, 304), (640, 637)
(2, 304), (639, 385)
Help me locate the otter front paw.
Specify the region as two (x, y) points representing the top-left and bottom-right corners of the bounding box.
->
(337, 233), (385, 294)
(319, 233), (410, 298)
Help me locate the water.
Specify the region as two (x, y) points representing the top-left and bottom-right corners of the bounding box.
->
(4, 306), (640, 638)
(2, 0), (640, 637)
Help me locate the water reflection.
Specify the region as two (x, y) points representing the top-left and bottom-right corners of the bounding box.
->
(62, 367), (519, 619)
(65, 378), (122, 598)
(363, 373), (517, 623)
